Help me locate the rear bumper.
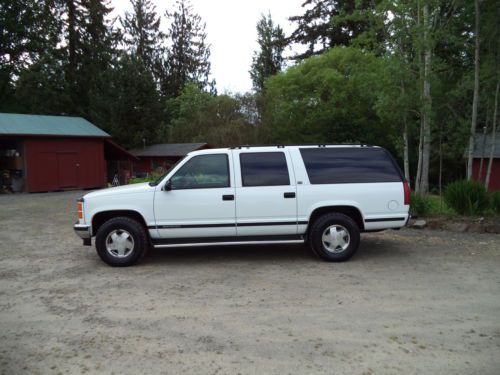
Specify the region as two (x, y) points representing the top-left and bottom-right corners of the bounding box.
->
(74, 223), (92, 246)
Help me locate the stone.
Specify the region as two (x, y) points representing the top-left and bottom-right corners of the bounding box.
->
(484, 224), (500, 234)
(443, 222), (469, 232)
(412, 220), (427, 229)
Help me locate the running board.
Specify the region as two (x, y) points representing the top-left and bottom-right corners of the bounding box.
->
(151, 235), (305, 248)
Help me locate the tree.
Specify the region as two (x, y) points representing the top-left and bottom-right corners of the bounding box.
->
(262, 47), (390, 147)
(121, 0), (164, 73)
(167, 84), (255, 146)
(466, 0), (481, 180)
(288, 0), (385, 60)
(89, 54), (163, 149)
(162, 0), (214, 98)
(0, 0), (62, 111)
(249, 13), (285, 92)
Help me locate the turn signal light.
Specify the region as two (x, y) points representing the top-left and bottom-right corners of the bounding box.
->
(77, 202), (83, 219)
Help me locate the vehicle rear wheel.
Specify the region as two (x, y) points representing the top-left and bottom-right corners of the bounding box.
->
(309, 213), (360, 262)
(95, 217), (148, 267)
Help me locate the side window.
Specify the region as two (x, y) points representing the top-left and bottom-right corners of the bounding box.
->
(170, 154), (229, 189)
(240, 152), (290, 187)
(300, 148), (402, 184)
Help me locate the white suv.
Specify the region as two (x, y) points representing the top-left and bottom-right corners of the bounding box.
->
(74, 145), (410, 266)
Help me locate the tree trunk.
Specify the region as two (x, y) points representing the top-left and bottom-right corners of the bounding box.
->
(466, 0), (480, 180)
(485, 80), (499, 189)
(478, 105), (490, 180)
(400, 79), (411, 183)
(418, 3), (432, 195)
(415, 0), (423, 193)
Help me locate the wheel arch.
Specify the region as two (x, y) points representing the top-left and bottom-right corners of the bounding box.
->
(307, 205), (365, 233)
(91, 210), (149, 236)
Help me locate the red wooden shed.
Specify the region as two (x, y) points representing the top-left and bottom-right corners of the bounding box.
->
(0, 113), (137, 193)
(471, 133), (500, 191)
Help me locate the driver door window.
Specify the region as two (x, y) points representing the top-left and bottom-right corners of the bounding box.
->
(170, 154), (229, 189)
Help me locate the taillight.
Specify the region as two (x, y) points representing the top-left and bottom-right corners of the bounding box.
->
(77, 202), (83, 219)
(403, 180), (410, 205)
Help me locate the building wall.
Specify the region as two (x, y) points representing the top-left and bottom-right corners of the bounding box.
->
(24, 138), (106, 192)
(472, 158), (500, 191)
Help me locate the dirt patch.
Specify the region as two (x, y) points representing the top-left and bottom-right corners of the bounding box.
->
(1, 191), (499, 374)
(411, 216), (500, 233)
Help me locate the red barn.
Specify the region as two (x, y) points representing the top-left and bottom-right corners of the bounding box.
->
(130, 143), (210, 175)
(0, 113), (137, 193)
(472, 133), (500, 191)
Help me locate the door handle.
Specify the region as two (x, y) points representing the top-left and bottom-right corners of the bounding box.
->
(284, 192), (296, 198)
(222, 194), (234, 201)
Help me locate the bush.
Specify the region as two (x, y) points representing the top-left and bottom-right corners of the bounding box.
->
(410, 193), (432, 216)
(443, 180), (489, 216)
(491, 191), (500, 214)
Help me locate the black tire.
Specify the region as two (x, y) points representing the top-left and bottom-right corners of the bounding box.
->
(308, 213), (360, 262)
(95, 217), (148, 267)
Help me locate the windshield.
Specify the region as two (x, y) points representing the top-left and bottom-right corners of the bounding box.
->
(149, 156), (187, 186)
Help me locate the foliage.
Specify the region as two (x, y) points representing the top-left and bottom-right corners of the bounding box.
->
(121, 0), (164, 74)
(89, 54), (163, 149)
(288, 0), (385, 60)
(167, 84), (256, 147)
(443, 180), (490, 216)
(490, 192), (500, 214)
(410, 193), (432, 216)
(249, 13), (285, 92)
(161, 0), (215, 98)
(262, 47), (388, 146)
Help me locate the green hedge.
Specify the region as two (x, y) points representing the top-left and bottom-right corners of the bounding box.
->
(443, 180), (490, 216)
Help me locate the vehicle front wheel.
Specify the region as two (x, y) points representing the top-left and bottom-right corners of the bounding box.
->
(95, 217), (148, 267)
(309, 213), (360, 262)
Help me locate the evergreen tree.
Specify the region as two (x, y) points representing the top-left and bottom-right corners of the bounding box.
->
(288, 0), (385, 60)
(0, 0), (62, 111)
(249, 13), (285, 92)
(89, 54), (163, 149)
(121, 0), (164, 73)
(162, 0), (214, 98)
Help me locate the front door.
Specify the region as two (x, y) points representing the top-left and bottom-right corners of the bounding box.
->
(153, 152), (236, 239)
(57, 152), (78, 188)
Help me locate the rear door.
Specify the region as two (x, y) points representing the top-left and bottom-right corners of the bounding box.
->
(232, 149), (298, 236)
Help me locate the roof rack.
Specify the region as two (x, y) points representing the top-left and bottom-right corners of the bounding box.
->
(229, 143), (373, 149)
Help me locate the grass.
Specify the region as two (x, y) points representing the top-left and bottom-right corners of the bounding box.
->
(128, 177), (153, 184)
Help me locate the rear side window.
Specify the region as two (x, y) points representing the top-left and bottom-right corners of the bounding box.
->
(300, 148), (402, 184)
(240, 152), (290, 186)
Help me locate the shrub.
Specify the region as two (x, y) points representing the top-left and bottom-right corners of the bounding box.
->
(410, 193), (432, 216)
(491, 191), (500, 214)
(443, 180), (489, 216)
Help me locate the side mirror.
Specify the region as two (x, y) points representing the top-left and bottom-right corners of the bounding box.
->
(164, 180), (172, 191)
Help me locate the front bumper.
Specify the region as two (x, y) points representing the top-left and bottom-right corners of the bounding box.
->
(74, 223), (92, 246)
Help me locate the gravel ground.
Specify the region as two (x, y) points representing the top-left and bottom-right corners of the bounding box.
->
(0, 190), (499, 375)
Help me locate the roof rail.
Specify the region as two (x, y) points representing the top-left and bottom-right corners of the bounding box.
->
(229, 143), (373, 149)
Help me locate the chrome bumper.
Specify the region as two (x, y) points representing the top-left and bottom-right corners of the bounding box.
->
(74, 223), (92, 246)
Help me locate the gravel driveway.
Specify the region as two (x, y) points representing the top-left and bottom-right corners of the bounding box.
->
(0, 191), (499, 375)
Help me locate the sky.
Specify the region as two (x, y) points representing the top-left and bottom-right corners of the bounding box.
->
(111, 0), (305, 94)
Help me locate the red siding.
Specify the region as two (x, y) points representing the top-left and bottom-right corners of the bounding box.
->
(472, 158), (500, 191)
(24, 138), (106, 192)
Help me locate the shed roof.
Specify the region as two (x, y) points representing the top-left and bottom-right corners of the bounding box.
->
(0, 113), (110, 138)
(130, 143), (208, 157)
(473, 133), (500, 158)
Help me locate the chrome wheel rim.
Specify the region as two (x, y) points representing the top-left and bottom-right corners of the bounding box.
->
(105, 229), (135, 258)
(322, 225), (350, 253)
